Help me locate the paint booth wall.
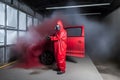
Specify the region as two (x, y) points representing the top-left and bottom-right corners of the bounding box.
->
(0, 0), (43, 65)
(103, 6), (120, 63)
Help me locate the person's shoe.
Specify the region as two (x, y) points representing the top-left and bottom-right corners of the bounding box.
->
(57, 71), (65, 75)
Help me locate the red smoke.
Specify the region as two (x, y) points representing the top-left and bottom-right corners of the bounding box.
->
(13, 17), (65, 68)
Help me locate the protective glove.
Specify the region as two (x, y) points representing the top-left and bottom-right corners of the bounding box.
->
(46, 36), (50, 40)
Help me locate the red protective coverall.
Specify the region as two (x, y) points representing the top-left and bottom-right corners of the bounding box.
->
(50, 20), (67, 72)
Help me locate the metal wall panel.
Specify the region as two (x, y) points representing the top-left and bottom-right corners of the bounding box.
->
(33, 18), (38, 26)
(0, 48), (4, 65)
(7, 5), (17, 28)
(0, 2), (5, 27)
(0, 29), (5, 45)
(19, 31), (26, 37)
(6, 30), (17, 45)
(19, 11), (26, 30)
(27, 15), (33, 27)
(0, 0), (43, 65)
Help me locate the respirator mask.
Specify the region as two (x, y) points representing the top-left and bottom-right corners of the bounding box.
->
(55, 24), (60, 30)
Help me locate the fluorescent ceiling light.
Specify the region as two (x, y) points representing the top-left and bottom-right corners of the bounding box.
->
(64, 13), (101, 16)
(79, 13), (101, 16)
(46, 3), (110, 10)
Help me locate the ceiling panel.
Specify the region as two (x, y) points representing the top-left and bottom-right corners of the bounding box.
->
(21, 0), (120, 18)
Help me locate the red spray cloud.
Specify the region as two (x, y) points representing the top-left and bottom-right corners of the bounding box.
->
(13, 17), (65, 68)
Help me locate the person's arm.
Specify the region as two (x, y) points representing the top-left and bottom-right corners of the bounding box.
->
(50, 34), (60, 41)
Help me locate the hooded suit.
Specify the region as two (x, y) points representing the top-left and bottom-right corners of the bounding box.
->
(50, 20), (67, 72)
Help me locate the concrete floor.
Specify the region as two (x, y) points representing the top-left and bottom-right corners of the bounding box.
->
(0, 56), (103, 80)
(96, 63), (120, 80)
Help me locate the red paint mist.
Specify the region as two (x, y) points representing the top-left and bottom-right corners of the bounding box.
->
(14, 18), (61, 68)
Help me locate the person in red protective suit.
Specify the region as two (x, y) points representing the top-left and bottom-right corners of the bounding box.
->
(50, 20), (67, 74)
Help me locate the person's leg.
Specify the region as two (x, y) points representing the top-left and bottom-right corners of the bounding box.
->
(57, 53), (66, 74)
(53, 45), (60, 71)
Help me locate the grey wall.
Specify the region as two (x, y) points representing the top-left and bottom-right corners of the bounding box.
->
(104, 7), (120, 29)
(103, 7), (120, 63)
(0, 0), (43, 65)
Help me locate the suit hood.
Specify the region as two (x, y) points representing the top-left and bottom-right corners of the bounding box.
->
(57, 20), (64, 31)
